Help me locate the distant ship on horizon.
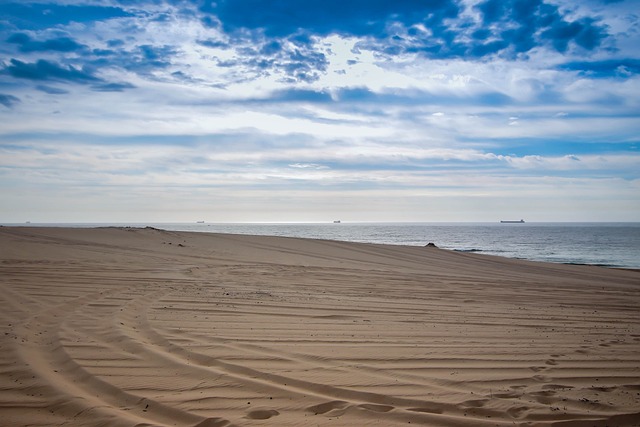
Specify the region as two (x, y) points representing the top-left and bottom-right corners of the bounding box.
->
(500, 219), (525, 223)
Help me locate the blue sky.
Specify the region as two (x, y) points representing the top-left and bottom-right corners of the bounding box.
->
(0, 0), (638, 222)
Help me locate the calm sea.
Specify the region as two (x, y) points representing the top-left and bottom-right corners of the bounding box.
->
(6, 222), (640, 269)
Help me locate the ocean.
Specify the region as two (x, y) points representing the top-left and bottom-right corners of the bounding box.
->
(6, 222), (640, 269)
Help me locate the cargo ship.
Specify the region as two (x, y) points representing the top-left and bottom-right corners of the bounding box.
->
(500, 219), (525, 223)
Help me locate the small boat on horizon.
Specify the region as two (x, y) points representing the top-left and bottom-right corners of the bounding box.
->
(333, 220), (341, 224)
(500, 219), (525, 223)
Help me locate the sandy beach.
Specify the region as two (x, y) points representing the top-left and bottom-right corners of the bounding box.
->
(1, 226), (639, 427)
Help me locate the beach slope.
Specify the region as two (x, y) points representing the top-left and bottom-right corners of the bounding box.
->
(1, 226), (639, 426)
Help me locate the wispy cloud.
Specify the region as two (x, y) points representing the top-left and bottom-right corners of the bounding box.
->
(4, 59), (100, 83)
(7, 33), (87, 53)
(0, 93), (20, 108)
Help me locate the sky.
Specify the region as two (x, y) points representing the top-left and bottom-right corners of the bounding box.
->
(0, 0), (639, 223)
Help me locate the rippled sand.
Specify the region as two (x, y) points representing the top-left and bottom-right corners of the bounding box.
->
(1, 226), (639, 426)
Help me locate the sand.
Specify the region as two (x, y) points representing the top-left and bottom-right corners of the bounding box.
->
(0, 226), (639, 427)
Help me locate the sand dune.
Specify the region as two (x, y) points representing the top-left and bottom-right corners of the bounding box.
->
(1, 226), (639, 426)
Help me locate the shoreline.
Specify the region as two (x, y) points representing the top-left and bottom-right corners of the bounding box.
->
(1, 226), (639, 426)
(2, 222), (639, 270)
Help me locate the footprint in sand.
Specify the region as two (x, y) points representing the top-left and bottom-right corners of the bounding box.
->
(307, 400), (349, 416)
(460, 399), (489, 408)
(358, 403), (394, 413)
(592, 386), (615, 393)
(245, 408), (279, 420)
(493, 391), (520, 399)
(193, 418), (231, 427)
(542, 384), (574, 391)
(531, 390), (557, 405)
(407, 406), (444, 415)
(506, 405), (530, 419)
(532, 374), (550, 383)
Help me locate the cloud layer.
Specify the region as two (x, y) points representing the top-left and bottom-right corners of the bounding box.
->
(0, 0), (638, 222)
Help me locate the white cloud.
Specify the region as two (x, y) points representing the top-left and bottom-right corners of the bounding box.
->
(502, 153), (640, 171)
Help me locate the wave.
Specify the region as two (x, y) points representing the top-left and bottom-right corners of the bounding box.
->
(562, 262), (621, 268)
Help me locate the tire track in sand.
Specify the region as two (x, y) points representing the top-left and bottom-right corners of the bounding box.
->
(13, 284), (233, 427)
(115, 282), (539, 426)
